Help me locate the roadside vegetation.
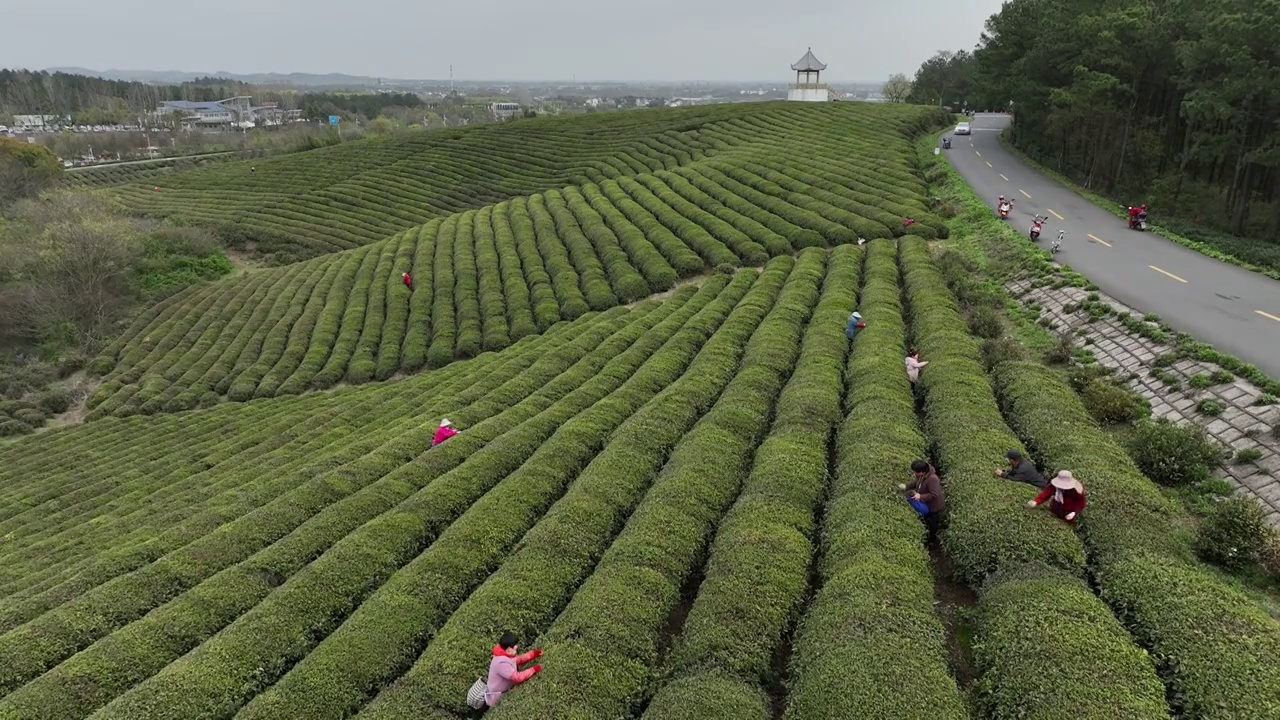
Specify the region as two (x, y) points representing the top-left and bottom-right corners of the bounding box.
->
(899, 0), (1280, 276)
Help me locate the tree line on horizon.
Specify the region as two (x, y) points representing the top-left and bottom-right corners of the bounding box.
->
(896, 0), (1280, 242)
(0, 70), (434, 127)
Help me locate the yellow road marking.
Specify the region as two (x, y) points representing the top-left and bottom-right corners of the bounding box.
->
(1257, 310), (1280, 323)
(1048, 209), (1064, 220)
(1149, 266), (1187, 283)
(1019, 189), (1032, 198)
(1087, 233), (1111, 247)
(975, 150), (981, 157)
(986, 161), (993, 168)
(999, 173), (1009, 181)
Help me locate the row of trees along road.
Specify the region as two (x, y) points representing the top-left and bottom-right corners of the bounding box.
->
(898, 0), (1280, 242)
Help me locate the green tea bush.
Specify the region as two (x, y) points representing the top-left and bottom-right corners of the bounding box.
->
(786, 240), (965, 720)
(899, 239), (1162, 718)
(1195, 497), (1270, 571)
(981, 336), (1027, 371)
(1080, 379), (1148, 425)
(1124, 418), (1224, 487)
(994, 360), (1280, 717)
(966, 304), (1004, 339)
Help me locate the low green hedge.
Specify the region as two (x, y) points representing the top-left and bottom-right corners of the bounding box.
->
(644, 672), (770, 720)
(652, 249), (830, 691)
(974, 565), (1168, 719)
(0, 306), (668, 707)
(86, 284), (741, 720)
(994, 360), (1280, 718)
(243, 269), (775, 720)
(486, 260), (810, 719)
(785, 240), (965, 720)
(899, 237), (1167, 718)
(899, 238), (1082, 580)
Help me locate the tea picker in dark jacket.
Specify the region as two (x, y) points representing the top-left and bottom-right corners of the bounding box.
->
(899, 459), (945, 545)
(995, 449), (1045, 488)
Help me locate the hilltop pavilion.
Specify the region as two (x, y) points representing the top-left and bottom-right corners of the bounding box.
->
(788, 48), (830, 102)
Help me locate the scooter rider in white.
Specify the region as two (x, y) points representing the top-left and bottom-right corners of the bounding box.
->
(997, 195), (1013, 219)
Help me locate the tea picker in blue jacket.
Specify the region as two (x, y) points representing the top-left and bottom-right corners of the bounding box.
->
(845, 311), (866, 341)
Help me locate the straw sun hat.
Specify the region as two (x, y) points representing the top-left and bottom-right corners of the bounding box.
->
(1050, 470), (1083, 493)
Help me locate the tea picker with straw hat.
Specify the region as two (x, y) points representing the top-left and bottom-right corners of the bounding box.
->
(1026, 470), (1087, 523)
(845, 311), (866, 341)
(432, 418), (460, 448)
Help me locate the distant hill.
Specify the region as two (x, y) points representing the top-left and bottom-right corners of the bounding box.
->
(46, 67), (412, 88)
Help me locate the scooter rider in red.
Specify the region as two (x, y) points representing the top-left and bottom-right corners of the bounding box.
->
(1128, 203), (1149, 230)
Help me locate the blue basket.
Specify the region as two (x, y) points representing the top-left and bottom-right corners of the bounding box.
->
(907, 497), (930, 515)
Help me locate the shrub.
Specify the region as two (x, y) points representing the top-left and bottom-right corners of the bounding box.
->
(0, 418), (33, 436)
(33, 388), (73, 414)
(1260, 533), (1280, 580)
(12, 407), (46, 427)
(981, 336), (1026, 371)
(1080, 380), (1148, 425)
(1045, 332), (1075, 364)
(1067, 362), (1114, 391)
(1195, 497), (1270, 571)
(1124, 419), (1224, 487)
(966, 305), (1004, 339)
(974, 565), (1169, 719)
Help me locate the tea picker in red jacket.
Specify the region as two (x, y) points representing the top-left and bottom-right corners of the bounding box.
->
(1026, 470), (1087, 522)
(402, 272), (413, 290)
(477, 633), (543, 707)
(432, 418), (459, 447)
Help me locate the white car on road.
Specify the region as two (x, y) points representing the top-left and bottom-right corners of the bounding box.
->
(954, 122), (972, 135)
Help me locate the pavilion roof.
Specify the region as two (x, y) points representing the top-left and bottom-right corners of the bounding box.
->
(791, 48), (827, 72)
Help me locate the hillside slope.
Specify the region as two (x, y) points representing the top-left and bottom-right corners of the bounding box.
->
(85, 102), (950, 417)
(107, 105), (787, 261)
(3, 244), (1278, 719)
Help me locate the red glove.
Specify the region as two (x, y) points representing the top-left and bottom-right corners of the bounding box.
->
(531, 664), (543, 674)
(530, 648), (544, 659)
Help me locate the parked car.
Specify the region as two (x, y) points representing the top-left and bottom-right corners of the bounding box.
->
(954, 122), (972, 135)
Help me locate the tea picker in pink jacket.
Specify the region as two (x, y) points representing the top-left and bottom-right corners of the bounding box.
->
(485, 633), (543, 706)
(432, 418), (459, 447)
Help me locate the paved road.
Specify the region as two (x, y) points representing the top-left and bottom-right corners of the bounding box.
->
(946, 113), (1280, 378)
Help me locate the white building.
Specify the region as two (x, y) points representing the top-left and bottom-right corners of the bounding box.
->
(155, 96), (292, 128)
(489, 102), (522, 120)
(12, 114), (67, 131)
(787, 48), (830, 102)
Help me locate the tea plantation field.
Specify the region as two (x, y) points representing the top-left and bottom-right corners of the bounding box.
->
(3, 102), (1278, 719)
(109, 104), (945, 261)
(84, 103), (950, 417)
(60, 153), (244, 190)
(3, 241), (1278, 719)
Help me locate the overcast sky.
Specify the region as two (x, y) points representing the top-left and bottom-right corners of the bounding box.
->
(3, 0), (1006, 82)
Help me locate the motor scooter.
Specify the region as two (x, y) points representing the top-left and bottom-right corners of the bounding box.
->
(1051, 230), (1063, 255)
(998, 202), (1011, 220)
(1029, 216), (1045, 241)
(1128, 209), (1148, 231)
(942, 137), (952, 150)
